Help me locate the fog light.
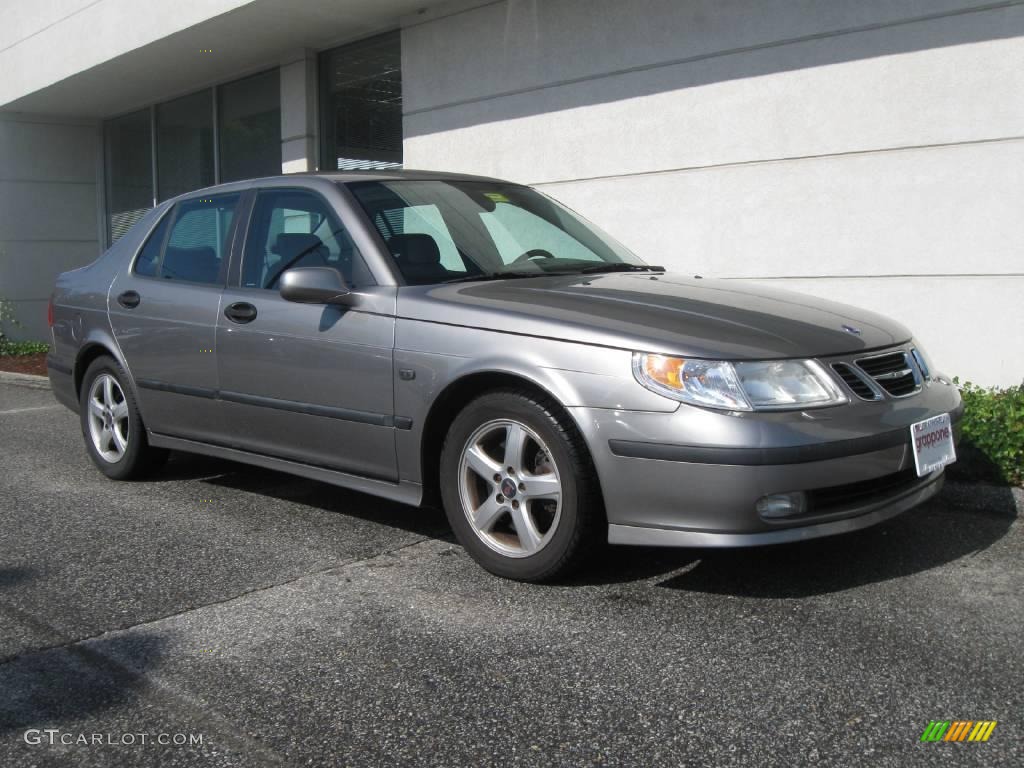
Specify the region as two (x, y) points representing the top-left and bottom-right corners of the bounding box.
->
(756, 492), (807, 519)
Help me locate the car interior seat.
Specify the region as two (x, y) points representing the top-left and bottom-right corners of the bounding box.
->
(385, 233), (450, 285)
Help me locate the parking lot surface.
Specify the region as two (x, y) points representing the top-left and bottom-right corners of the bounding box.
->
(0, 377), (1021, 767)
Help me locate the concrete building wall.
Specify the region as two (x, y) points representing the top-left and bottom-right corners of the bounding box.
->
(404, 0), (1024, 386)
(0, 114), (101, 340)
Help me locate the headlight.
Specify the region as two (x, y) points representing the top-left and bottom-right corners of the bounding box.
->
(632, 353), (847, 411)
(733, 359), (847, 409)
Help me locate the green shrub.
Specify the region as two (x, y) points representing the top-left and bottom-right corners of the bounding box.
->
(0, 296), (49, 357)
(950, 379), (1024, 486)
(0, 339), (50, 357)
(0, 296), (20, 339)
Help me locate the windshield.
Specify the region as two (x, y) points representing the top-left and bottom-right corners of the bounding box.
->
(347, 180), (648, 285)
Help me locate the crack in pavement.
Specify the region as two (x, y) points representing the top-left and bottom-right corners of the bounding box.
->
(0, 405), (64, 415)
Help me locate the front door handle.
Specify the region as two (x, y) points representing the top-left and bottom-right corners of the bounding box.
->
(224, 301), (258, 324)
(117, 290), (141, 309)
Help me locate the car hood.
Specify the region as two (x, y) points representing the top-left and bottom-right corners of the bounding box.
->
(399, 272), (912, 359)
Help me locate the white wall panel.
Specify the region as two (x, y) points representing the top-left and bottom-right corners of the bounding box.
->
(538, 140), (1024, 279)
(405, 22), (1024, 182)
(404, 0), (1012, 113)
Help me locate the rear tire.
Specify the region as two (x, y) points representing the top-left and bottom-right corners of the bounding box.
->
(79, 356), (168, 480)
(440, 388), (604, 582)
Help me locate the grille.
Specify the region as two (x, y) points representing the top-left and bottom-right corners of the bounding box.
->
(855, 351), (920, 397)
(831, 362), (880, 400)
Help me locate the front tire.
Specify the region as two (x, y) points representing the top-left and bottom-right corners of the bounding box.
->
(440, 389), (603, 582)
(79, 356), (167, 480)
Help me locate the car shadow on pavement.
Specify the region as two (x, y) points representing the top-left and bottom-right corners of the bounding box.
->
(0, 632), (167, 739)
(651, 482), (1019, 598)
(140, 451), (451, 540)
(201, 464), (452, 541)
(145, 451), (250, 482)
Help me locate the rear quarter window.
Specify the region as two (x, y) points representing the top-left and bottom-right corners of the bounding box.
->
(133, 211), (171, 277)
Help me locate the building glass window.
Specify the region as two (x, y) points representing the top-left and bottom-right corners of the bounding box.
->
(156, 89), (215, 202)
(218, 69), (282, 183)
(319, 31), (402, 171)
(104, 109), (153, 244)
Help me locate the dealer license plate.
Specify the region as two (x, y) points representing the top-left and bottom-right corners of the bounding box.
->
(910, 413), (956, 477)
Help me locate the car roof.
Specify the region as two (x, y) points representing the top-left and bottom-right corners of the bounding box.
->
(256, 168), (510, 185)
(166, 169), (518, 205)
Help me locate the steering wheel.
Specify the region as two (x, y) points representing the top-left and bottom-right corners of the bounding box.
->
(510, 248), (556, 265)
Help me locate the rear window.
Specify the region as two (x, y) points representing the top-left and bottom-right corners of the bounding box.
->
(133, 193), (239, 284)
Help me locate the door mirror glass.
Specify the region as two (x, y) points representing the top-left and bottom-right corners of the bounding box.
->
(279, 267), (351, 304)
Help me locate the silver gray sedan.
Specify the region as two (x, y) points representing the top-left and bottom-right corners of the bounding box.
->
(47, 171), (962, 581)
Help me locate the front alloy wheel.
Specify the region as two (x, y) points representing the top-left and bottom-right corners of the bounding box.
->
(440, 389), (603, 582)
(459, 419), (563, 557)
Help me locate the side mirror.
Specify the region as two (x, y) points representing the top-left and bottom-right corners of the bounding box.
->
(279, 267), (351, 305)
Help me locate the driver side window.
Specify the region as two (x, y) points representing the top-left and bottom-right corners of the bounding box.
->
(241, 189), (373, 290)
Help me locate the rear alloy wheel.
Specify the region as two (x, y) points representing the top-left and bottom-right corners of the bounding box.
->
(79, 356), (168, 480)
(86, 373), (130, 464)
(441, 389), (603, 581)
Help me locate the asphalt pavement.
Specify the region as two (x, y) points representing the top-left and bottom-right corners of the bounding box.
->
(0, 376), (1021, 767)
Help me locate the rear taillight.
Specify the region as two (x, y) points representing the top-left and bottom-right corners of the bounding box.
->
(47, 295), (54, 327)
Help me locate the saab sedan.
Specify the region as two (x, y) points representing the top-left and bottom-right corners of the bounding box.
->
(47, 171), (961, 581)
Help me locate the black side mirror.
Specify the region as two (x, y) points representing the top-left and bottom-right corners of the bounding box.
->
(279, 267), (351, 305)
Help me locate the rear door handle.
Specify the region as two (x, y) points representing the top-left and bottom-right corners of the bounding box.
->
(224, 301), (258, 324)
(117, 290), (141, 309)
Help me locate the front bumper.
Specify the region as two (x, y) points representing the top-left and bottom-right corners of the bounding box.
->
(570, 376), (962, 547)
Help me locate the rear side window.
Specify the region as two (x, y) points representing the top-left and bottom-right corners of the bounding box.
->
(134, 211), (172, 277)
(133, 193), (239, 284)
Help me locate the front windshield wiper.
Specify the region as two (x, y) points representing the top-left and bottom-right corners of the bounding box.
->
(442, 271), (554, 285)
(577, 263), (665, 274)
(441, 263), (665, 284)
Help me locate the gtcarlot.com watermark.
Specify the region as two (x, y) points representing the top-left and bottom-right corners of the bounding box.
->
(24, 729), (203, 747)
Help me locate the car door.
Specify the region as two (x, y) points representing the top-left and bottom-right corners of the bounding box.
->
(215, 185), (399, 481)
(109, 191), (241, 442)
